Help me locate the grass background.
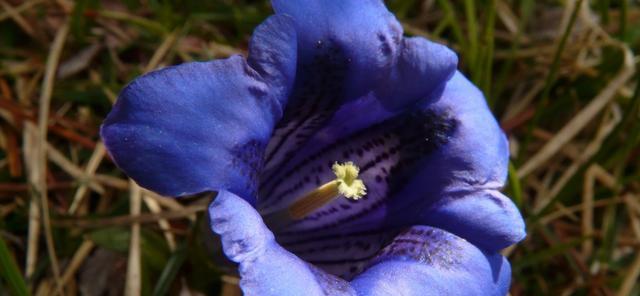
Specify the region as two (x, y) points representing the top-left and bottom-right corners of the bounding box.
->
(1, 0), (640, 295)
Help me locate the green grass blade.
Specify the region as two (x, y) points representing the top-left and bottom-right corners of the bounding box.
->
(604, 73), (640, 166)
(152, 245), (188, 296)
(520, 0), (584, 161)
(464, 0), (479, 71)
(479, 0), (496, 98)
(98, 10), (168, 35)
(492, 0), (535, 103)
(598, 0), (611, 25)
(619, 0), (629, 42)
(431, 16), (451, 38)
(514, 227), (584, 273)
(0, 236), (29, 296)
(507, 161), (524, 208)
(436, 0), (467, 50)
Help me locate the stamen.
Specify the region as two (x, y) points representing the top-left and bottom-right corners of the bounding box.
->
(288, 161), (367, 219)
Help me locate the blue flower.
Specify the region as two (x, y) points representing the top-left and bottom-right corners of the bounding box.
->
(101, 1), (525, 295)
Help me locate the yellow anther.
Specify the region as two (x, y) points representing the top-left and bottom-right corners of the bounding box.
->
(332, 161), (367, 199)
(288, 162), (367, 220)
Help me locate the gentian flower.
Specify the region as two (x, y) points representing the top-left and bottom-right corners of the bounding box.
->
(101, 1), (526, 295)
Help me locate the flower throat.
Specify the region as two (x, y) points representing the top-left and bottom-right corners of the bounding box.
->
(288, 161), (366, 220)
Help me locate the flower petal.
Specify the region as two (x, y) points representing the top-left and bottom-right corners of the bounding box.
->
(260, 36), (458, 174)
(421, 190), (525, 251)
(271, 0), (402, 98)
(258, 71), (524, 252)
(375, 37), (458, 110)
(350, 226), (511, 296)
(418, 71), (510, 192)
(209, 191), (356, 296)
(277, 228), (399, 280)
(101, 15), (297, 200)
(101, 57), (273, 200)
(263, 1), (455, 174)
(247, 14), (298, 105)
(411, 71), (525, 250)
(211, 195), (512, 295)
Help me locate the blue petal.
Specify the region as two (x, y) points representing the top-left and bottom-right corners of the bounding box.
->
(101, 15), (297, 200)
(211, 193), (511, 294)
(410, 71), (525, 250)
(376, 37), (458, 110)
(421, 190), (525, 252)
(271, 0), (402, 98)
(209, 191), (355, 296)
(260, 1), (457, 173)
(351, 226), (511, 296)
(258, 71), (524, 252)
(417, 71), (511, 192)
(247, 14), (298, 105)
(277, 227), (399, 280)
